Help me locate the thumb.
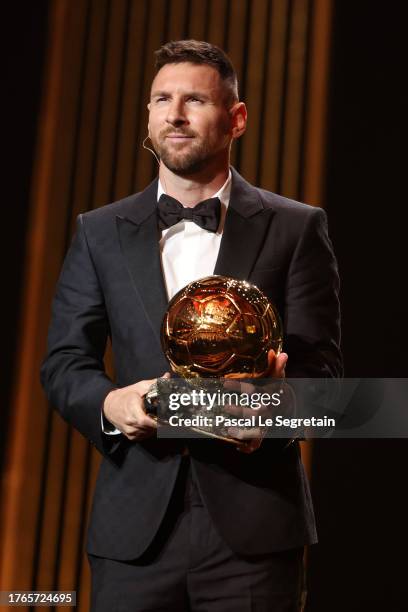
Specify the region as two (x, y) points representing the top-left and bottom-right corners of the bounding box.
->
(276, 352), (288, 377)
(133, 378), (157, 395)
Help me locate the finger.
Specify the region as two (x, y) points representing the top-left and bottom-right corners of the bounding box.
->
(275, 353), (288, 377)
(265, 350), (288, 378)
(268, 349), (276, 365)
(137, 413), (158, 429)
(228, 426), (262, 440)
(131, 378), (157, 395)
(124, 426), (155, 441)
(125, 416), (158, 433)
(125, 408), (158, 430)
(136, 373), (172, 395)
(236, 438), (263, 454)
(263, 350), (276, 377)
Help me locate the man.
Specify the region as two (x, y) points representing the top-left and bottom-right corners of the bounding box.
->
(41, 40), (341, 611)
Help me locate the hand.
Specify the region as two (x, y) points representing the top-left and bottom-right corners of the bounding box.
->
(264, 349), (288, 378)
(225, 350), (288, 453)
(103, 373), (170, 440)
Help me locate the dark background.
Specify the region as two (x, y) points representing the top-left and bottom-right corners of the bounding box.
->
(308, 2), (407, 611)
(2, 4), (49, 465)
(4, 2), (407, 610)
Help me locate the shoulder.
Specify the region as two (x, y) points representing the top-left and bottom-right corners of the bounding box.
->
(230, 167), (325, 224)
(72, 191), (151, 251)
(257, 187), (321, 217)
(257, 188), (327, 236)
(80, 193), (142, 225)
(77, 177), (158, 234)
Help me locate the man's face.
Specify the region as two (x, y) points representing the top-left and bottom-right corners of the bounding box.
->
(148, 62), (235, 175)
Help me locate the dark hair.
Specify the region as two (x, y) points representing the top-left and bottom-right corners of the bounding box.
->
(154, 39), (238, 105)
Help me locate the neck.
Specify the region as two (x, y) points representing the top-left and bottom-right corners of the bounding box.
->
(159, 157), (230, 207)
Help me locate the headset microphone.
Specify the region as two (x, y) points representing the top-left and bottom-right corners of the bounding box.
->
(142, 136), (160, 166)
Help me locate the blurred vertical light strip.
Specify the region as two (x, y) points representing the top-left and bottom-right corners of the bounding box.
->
(302, 0), (333, 206)
(299, 0), (333, 480)
(0, 0), (85, 594)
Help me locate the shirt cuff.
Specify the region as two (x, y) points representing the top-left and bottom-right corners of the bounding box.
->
(101, 410), (121, 435)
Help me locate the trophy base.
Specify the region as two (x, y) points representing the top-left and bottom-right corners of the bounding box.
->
(145, 379), (244, 445)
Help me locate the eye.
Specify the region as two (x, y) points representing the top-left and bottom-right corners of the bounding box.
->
(188, 97), (203, 104)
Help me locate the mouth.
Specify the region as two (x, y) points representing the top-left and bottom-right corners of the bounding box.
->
(165, 134), (194, 140)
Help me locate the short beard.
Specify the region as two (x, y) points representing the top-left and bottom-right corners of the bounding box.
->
(159, 145), (211, 175)
(153, 138), (212, 175)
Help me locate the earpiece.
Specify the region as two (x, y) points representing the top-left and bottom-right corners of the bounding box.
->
(142, 135), (160, 165)
(142, 135), (168, 194)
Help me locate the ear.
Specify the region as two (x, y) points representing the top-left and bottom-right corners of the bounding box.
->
(147, 102), (151, 111)
(230, 102), (247, 140)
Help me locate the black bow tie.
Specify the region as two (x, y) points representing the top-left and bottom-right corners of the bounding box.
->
(157, 194), (221, 233)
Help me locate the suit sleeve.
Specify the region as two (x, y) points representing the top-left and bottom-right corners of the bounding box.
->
(40, 214), (122, 455)
(284, 207), (343, 378)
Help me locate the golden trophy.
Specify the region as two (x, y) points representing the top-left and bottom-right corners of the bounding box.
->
(146, 275), (283, 443)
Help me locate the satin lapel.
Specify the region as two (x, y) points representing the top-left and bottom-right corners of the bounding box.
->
(116, 181), (168, 348)
(214, 168), (275, 279)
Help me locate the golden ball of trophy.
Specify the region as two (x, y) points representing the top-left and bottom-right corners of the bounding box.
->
(161, 275), (283, 379)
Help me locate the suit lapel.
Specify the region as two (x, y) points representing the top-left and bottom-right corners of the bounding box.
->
(214, 168), (275, 278)
(116, 179), (168, 348)
(116, 169), (275, 347)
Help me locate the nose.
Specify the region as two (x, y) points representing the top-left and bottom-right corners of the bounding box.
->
(166, 98), (188, 127)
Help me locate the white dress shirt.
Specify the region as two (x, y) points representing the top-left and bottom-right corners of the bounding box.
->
(158, 171), (231, 299)
(102, 171), (232, 434)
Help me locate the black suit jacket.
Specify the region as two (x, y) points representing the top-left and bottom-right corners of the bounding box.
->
(40, 168), (342, 561)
